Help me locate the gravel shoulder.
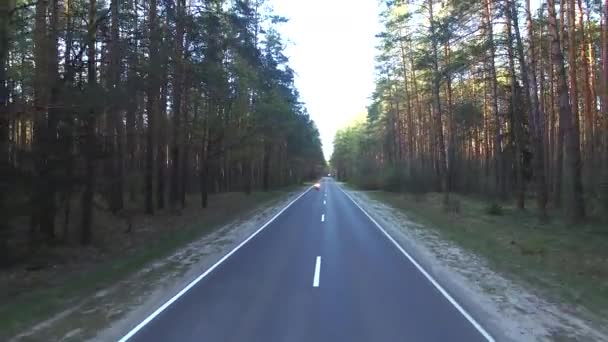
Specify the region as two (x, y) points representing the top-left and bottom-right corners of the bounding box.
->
(345, 189), (608, 342)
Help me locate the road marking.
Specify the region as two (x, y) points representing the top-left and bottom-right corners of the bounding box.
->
(313, 256), (321, 287)
(323, 200), (326, 205)
(118, 187), (313, 342)
(337, 186), (495, 342)
(321, 214), (325, 222)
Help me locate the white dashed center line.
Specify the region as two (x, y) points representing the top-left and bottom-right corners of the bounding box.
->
(313, 256), (321, 287)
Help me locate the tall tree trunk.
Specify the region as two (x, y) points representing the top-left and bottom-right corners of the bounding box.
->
(46, 0), (60, 239)
(157, 18), (169, 211)
(170, 0), (185, 208)
(604, 0), (608, 193)
(263, 140), (271, 191)
(33, 0), (60, 241)
(445, 39), (455, 197)
(125, 0), (138, 202)
(483, 78), (491, 186)
(108, 0), (123, 213)
(548, 0), (586, 222)
(0, 0), (15, 228)
(567, 0), (585, 203)
(200, 106), (209, 208)
(181, 80), (194, 207)
(60, 0), (75, 239)
(31, 0), (48, 243)
(554, 0), (568, 208)
(539, 8), (552, 200)
(157, 79), (166, 210)
(81, 0), (98, 245)
(409, 38), (424, 171)
(156, 119), (165, 209)
(145, 0), (160, 215)
(483, 0), (503, 200)
(0, 0), (12, 166)
(553, 57), (564, 207)
(506, 0), (525, 210)
(577, 0), (594, 185)
(428, 0), (448, 207)
(568, 0), (579, 125)
(523, 0), (548, 220)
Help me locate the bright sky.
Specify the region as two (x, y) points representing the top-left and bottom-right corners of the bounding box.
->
(270, 0), (543, 161)
(270, 0), (383, 160)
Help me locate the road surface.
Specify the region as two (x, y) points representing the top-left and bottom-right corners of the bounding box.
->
(119, 179), (493, 342)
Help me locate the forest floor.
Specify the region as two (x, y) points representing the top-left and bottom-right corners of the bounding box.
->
(347, 188), (608, 341)
(1, 187), (303, 341)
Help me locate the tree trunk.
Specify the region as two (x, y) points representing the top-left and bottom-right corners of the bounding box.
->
(108, 0), (124, 213)
(81, 0), (98, 245)
(577, 0), (594, 185)
(523, 0), (548, 220)
(0, 0), (14, 230)
(157, 23), (169, 210)
(445, 39), (455, 197)
(170, 0), (185, 209)
(398, 33), (414, 176)
(506, 0), (525, 210)
(33, 0), (61, 241)
(125, 0), (138, 202)
(31, 0), (48, 244)
(568, 0), (579, 129)
(156, 136), (165, 209)
(483, 0), (503, 200)
(60, 0), (76, 239)
(409, 38), (424, 171)
(181, 82), (194, 207)
(145, 0), (160, 215)
(428, 0), (448, 207)
(604, 0), (608, 190)
(200, 110), (209, 208)
(263, 140), (271, 191)
(548, 0), (586, 222)
(0, 0), (13, 167)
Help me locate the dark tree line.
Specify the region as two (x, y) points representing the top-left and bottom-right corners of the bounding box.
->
(0, 0), (325, 254)
(332, 0), (608, 222)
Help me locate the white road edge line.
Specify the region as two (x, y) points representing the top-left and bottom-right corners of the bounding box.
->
(313, 256), (321, 287)
(321, 214), (325, 222)
(337, 186), (495, 342)
(118, 187), (313, 342)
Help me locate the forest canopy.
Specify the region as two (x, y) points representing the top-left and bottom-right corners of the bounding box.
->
(0, 0), (325, 251)
(331, 0), (608, 222)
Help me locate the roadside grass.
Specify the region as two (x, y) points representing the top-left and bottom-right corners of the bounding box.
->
(362, 190), (608, 322)
(0, 189), (298, 340)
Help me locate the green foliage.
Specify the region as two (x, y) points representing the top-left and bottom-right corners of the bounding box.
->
(485, 203), (504, 216)
(3, 0), (325, 248)
(381, 163), (407, 192)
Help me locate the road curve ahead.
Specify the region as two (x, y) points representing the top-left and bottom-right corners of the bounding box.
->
(119, 178), (493, 342)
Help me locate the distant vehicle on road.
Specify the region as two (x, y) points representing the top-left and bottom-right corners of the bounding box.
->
(314, 183), (321, 190)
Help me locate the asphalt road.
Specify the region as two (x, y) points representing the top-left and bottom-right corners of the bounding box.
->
(119, 178), (493, 342)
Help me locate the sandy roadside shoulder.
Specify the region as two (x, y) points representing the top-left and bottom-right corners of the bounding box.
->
(346, 189), (608, 342)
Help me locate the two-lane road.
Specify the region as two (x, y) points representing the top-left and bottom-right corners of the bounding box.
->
(119, 179), (493, 342)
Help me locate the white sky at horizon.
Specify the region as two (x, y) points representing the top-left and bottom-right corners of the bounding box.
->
(269, 0), (543, 161)
(270, 0), (383, 160)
